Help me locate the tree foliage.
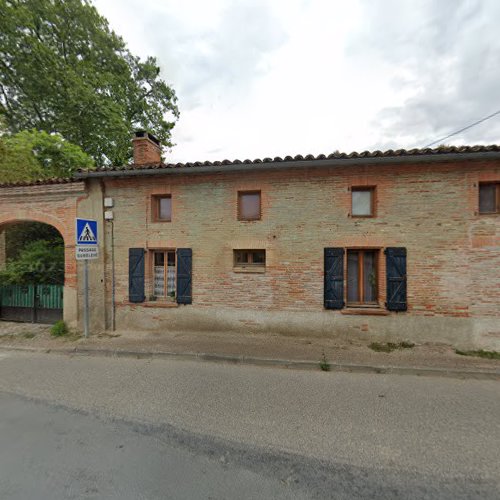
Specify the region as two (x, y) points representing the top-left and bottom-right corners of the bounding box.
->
(0, 239), (64, 285)
(5, 221), (63, 259)
(1, 222), (64, 286)
(0, 0), (179, 167)
(0, 129), (94, 182)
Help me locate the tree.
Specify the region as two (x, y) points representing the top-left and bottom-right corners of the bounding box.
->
(0, 129), (94, 182)
(4, 221), (62, 259)
(0, 0), (179, 167)
(1, 221), (64, 286)
(0, 239), (64, 285)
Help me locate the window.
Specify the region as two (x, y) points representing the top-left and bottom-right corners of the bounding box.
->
(152, 250), (176, 300)
(324, 247), (407, 311)
(152, 195), (172, 222)
(238, 191), (261, 220)
(479, 183), (500, 214)
(347, 249), (378, 305)
(351, 187), (375, 217)
(233, 250), (266, 269)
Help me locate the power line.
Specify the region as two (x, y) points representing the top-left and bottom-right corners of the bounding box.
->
(423, 108), (500, 148)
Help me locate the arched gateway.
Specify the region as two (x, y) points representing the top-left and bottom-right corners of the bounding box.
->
(0, 180), (85, 327)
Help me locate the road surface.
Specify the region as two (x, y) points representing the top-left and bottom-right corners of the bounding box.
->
(0, 351), (498, 499)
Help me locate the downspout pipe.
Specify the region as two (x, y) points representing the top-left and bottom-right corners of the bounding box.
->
(110, 219), (116, 332)
(100, 179), (116, 332)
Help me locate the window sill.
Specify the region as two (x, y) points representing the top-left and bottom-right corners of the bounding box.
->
(123, 301), (178, 308)
(233, 266), (266, 273)
(341, 307), (389, 316)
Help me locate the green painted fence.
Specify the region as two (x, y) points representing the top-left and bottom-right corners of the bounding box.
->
(36, 285), (64, 310)
(0, 285), (63, 309)
(0, 285), (35, 307)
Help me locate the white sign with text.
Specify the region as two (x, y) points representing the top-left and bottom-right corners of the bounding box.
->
(76, 246), (98, 260)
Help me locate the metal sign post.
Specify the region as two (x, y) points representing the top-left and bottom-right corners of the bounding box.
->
(83, 259), (89, 338)
(75, 218), (98, 339)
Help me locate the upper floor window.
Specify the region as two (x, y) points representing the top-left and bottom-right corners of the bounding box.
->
(152, 195), (172, 222)
(238, 191), (261, 220)
(351, 187), (375, 217)
(479, 183), (500, 214)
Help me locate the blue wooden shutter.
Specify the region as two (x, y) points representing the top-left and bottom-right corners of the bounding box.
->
(324, 248), (345, 309)
(176, 248), (192, 304)
(385, 247), (407, 311)
(129, 248), (145, 303)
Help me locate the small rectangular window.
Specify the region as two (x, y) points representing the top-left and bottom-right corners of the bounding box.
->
(352, 187), (374, 217)
(234, 249), (266, 268)
(479, 183), (499, 214)
(347, 249), (378, 305)
(152, 250), (176, 300)
(238, 191), (261, 220)
(153, 195), (172, 221)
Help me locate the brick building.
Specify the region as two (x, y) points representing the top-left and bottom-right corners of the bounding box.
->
(1, 132), (499, 349)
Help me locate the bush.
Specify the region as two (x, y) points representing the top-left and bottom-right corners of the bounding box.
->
(0, 239), (64, 285)
(51, 320), (68, 337)
(319, 351), (330, 371)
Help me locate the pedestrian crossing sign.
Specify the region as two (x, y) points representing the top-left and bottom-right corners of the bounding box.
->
(76, 218), (98, 246)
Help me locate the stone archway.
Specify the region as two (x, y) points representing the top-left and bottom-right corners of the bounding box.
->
(0, 181), (86, 327)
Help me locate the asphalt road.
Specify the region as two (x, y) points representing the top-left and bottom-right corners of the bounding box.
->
(0, 351), (498, 499)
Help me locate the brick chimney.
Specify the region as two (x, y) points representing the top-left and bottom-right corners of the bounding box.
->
(132, 131), (162, 165)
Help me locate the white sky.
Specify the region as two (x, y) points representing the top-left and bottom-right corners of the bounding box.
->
(93, 0), (500, 162)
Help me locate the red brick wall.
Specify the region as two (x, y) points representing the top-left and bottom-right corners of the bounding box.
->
(103, 160), (500, 320)
(0, 182), (86, 289)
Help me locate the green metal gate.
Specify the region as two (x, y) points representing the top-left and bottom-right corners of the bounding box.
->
(0, 285), (63, 324)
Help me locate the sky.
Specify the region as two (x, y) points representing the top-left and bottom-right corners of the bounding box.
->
(94, 0), (500, 163)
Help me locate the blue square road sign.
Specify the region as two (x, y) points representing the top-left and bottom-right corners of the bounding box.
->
(76, 218), (98, 246)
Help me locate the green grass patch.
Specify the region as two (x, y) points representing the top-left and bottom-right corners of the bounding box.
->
(455, 349), (500, 360)
(369, 341), (415, 353)
(319, 351), (330, 371)
(50, 320), (69, 337)
(23, 332), (36, 339)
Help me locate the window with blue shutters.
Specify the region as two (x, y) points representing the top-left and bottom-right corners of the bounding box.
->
(325, 247), (407, 311)
(324, 248), (345, 309)
(385, 247), (407, 311)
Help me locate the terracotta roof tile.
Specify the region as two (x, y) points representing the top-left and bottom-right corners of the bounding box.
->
(0, 177), (81, 188)
(4, 144), (499, 187)
(76, 143), (500, 176)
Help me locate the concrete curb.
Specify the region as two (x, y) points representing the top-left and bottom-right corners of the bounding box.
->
(1, 344), (499, 380)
